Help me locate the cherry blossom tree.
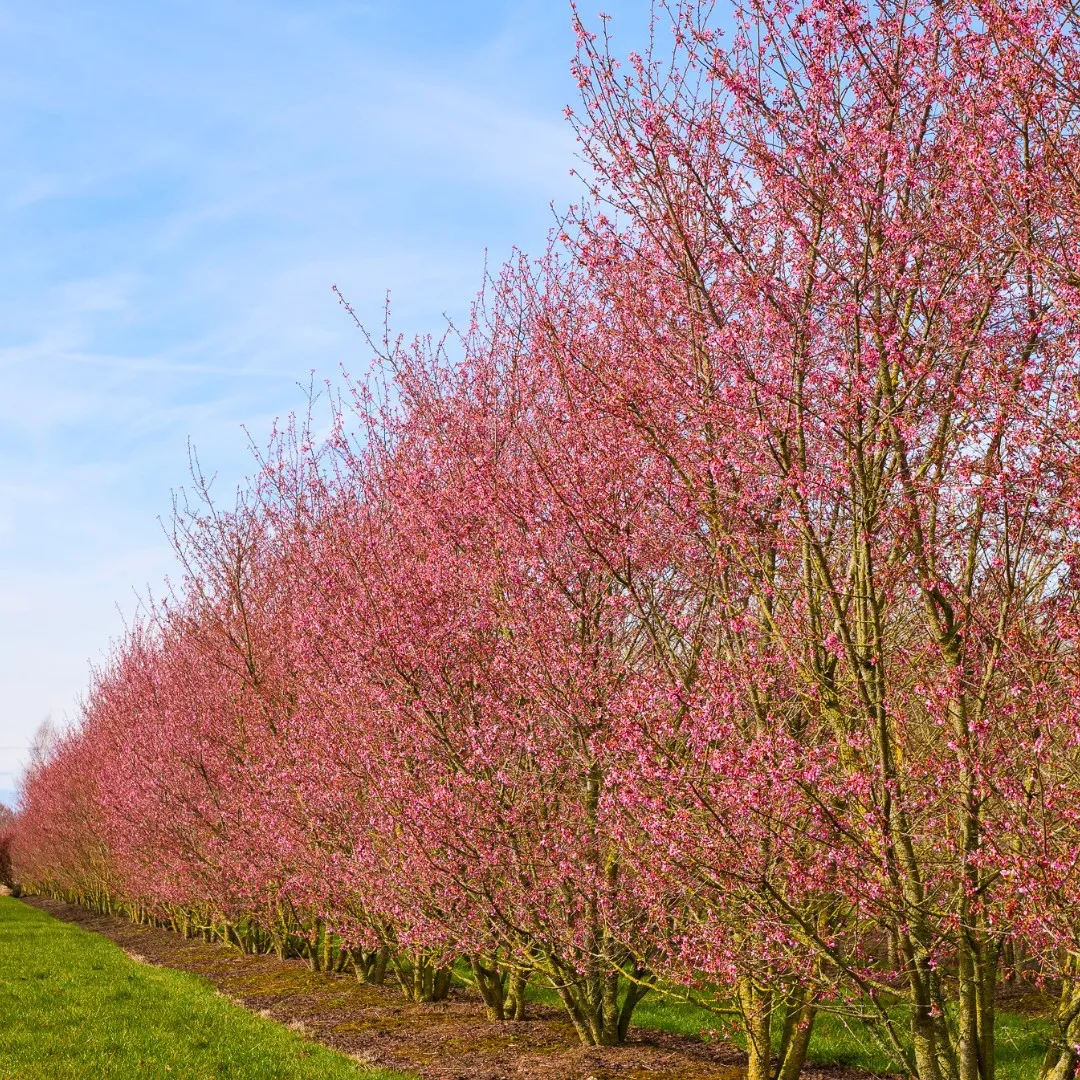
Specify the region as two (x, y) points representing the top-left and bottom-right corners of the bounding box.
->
(550, 2), (1080, 1078)
(0, 802), (16, 890)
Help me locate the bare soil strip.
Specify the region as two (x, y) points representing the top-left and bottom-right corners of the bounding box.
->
(22, 896), (881, 1080)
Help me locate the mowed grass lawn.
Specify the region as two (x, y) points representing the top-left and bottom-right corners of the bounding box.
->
(0, 897), (410, 1080)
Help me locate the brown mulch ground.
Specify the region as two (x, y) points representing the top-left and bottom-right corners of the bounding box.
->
(21, 896), (885, 1080)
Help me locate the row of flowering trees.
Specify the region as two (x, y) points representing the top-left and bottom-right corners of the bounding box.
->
(11, 1), (1080, 1077)
(0, 802), (15, 892)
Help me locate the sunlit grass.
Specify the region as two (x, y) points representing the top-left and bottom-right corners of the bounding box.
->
(10, 902), (1042, 1080)
(0, 898), (412, 1080)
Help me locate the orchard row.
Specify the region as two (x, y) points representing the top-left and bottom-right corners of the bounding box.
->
(10, 3), (1080, 1079)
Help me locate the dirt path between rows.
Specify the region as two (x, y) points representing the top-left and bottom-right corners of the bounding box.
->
(21, 896), (883, 1080)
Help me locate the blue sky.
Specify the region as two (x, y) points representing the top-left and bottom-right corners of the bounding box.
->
(0, 0), (651, 805)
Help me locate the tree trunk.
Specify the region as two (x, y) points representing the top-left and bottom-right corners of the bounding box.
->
(616, 975), (649, 1043)
(775, 991), (817, 1080)
(470, 956), (506, 1020)
(506, 967), (529, 1020)
(737, 978), (773, 1080)
(372, 944), (389, 985)
(1040, 977), (1080, 1080)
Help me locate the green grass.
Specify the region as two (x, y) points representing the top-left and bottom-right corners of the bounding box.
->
(0, 897), (411, 1080)
(14, 904), (1039, 1080)
(521, 974), (1050, 1078)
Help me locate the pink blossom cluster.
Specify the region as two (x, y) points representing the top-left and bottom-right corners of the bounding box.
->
(12, 1), (1080, 1075)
